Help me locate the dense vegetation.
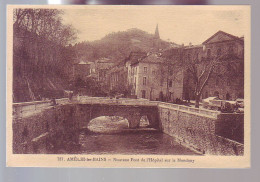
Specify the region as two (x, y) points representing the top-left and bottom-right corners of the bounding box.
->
(13, 9), (77, 102)
(74, 28), (173, 62)
(13, 9), (174, 102)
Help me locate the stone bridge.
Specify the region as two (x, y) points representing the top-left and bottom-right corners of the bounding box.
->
(74, 104), (159, 129)
(12, 96), (244, 155)
(13, 97), (160, 129)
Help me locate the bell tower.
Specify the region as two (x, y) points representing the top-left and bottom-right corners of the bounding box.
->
(153, 24), (161, 51)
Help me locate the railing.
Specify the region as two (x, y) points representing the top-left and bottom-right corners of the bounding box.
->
(157, 102), (220, 118)
(13, 96), (220, 118)
(74, 96), (220, 118)
(72, 96), (157, 106)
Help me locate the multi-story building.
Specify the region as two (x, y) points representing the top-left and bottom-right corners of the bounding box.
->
(107, 61), (128, 96)
(73, 61), (93, 81)
(126, 51), (183, 101)
(107, 27), (244, 102)
(182, 30), (244, 101)
(93, 57), (116, 82)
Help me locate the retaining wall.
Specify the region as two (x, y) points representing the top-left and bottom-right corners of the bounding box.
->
(158, 103), (244, 155)
(13, 104), (80, 154)
(12, 97), (244, 155)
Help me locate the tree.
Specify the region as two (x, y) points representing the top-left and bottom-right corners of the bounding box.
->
(184, 47), (234, 108)
(161, 48), (184, 102)
(13, 9), (77, 46)
(13, 8), (78, 102)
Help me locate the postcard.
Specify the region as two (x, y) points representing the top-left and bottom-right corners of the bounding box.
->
(6, 5), (250, 168)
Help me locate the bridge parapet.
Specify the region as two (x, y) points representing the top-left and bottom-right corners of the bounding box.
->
(12, 96), (244, 155)
(72, 96), (157, 106)
(13, 98), (70, 119)
(157, 102), (220, 118)
(72, 96), (220, 118)
(12, 96), (220, 119)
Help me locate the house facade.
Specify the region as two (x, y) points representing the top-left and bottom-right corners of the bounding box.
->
(182, 31), (244, 101)
(73, 61), (93, 81)
(126, 52), (183, 101)
(106, 29), (244, 102)
(107, 62), (128, 96)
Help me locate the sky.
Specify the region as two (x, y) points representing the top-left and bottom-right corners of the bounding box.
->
(61, 6), (249, 45)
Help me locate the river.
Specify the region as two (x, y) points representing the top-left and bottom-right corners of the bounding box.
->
(70, 116), (199, 155)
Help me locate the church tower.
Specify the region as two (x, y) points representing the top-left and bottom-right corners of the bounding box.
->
(153, 24), (161, 51)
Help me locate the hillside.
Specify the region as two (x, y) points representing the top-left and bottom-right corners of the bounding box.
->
(13, 27), (177, 102)
(74, 28), (177, 62)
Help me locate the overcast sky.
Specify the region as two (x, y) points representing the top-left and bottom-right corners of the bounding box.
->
(62, 6), (249, 45)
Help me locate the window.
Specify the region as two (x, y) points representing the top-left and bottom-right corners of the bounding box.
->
(228, 45), (234, 55)
(160, 78), (164, 86)
(188, 54), (191, 61)
(169, 92), (173, 100)
(141, 90), (146, 98)
(143, 77), (147, 85)
(217, 48), (221, 57)
(159, 91), (163, 101)
(144, 67), (147, 73)
(152, 70), (156, 75)
(207, 49), (211, 58)
(169, 80), (173, 87)
(196, 52), (199, 62)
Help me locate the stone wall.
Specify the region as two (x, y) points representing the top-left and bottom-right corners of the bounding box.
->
(158, 104), (244, 155)
(13, 104), (80, 154)
(216, 113), (244, 143)
(12, 97), (244, 156)
(12, 102), (159, 153)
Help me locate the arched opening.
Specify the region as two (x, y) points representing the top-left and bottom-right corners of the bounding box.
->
(87, 116), (129, 134)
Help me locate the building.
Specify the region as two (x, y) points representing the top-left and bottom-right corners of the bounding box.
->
(93, 57), (116, 82)
(106, 27), (244, 102)
(153, 24), (161, 51)
(73, 61), (93, 81)
(126, 51), (183, 101)
(107, 61), (128, 96)
(182, 30), (244, 101)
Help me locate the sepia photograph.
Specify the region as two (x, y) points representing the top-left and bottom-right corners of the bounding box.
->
(6, 5), (250, 167)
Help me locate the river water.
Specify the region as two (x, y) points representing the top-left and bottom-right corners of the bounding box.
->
(72, 116), (199, 155)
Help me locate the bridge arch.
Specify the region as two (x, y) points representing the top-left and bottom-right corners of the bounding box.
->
(74, 104), (160, 129)
(87, 116), (130, 133)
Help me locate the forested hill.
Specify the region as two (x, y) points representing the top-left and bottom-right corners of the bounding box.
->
(12, 9), (178, 102)
(13, 9), (77, 102)
(74, 28), (178, 62)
